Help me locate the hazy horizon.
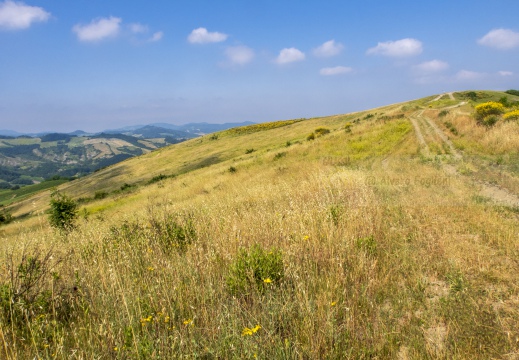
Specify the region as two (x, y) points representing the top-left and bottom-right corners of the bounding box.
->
(1, 0), (518, 133)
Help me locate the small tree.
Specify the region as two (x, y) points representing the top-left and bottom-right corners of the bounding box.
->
(49, 192), (78, 231)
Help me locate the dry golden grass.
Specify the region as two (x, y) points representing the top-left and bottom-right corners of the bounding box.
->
(1, 92), (518, 359)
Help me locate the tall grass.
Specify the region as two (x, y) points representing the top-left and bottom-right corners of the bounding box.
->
(1, 95), (518, 358)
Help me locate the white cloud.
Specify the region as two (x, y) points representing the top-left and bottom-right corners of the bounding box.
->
(313, 40), (343, 57)
(414, 60), (449, 73)
(225, 45), (254, 65)
(275, 47), (305, 64)
(455, 70), (485, 81)
(367, 38), (423, 57)
(149, 31), (163, 42)
(0, 0), (50, 30)
(187, 27), (227, 44)
(129, 23), (148, 34)
(498, 70), (513, 76)
(73, 16), (121, 42)
(320, 66), (353, 76)
(478, 28), (519, 50)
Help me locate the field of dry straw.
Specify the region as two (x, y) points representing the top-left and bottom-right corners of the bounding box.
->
(1, 91), (518, 359)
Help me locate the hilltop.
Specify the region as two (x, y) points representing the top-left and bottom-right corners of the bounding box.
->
(1, 91), (518, 359)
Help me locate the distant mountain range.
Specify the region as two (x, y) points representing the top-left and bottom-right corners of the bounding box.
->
(0, 121), (255, 189)
(0, 121), (255, 138)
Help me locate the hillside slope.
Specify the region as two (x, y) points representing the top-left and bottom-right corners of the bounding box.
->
(1, 91), (518, 359)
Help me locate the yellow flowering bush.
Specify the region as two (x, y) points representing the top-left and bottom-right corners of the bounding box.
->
(474, 101), (505, 119)
(503, 109), (519, 121)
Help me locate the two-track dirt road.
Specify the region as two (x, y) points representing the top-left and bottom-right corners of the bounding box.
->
(411, 94), (519, 208)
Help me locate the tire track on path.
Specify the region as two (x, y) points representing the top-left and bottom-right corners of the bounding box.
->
(410, 98), (519, 207)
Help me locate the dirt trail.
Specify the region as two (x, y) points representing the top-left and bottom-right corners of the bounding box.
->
(410, 102), (519, 208)
(429, 92), (455, 102)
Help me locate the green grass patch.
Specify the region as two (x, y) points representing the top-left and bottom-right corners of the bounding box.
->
(222, 119), (305, 136)
(0, 179), (69, 206)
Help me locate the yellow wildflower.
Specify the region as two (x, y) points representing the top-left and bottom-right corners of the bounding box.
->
(242, 324), (261, 336)
(263, 278), (272, 284)
(140, 315), (153, 325)
(331, 301), (337, 307)
(183, 319), (193, 326)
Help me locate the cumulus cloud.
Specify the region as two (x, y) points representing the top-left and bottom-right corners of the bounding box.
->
(129, 23), (148, 34)
(498, 70), (513, 76)
(414, 60), (449, 73)
(73, 16), (121, 42)
(225, 45), (254, 65)
(149, 31), (163, 42)
(275, 47), (305, 64)
(319, 66), (353, 76)
(367, 38), (423, 57)
(478, 28), (519, 50)
(313, 40), (343, 57)
(188, 27), (227, 44)
(0, 0), (50, 30)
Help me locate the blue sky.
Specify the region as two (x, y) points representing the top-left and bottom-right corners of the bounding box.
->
(1, 0), (518, 133)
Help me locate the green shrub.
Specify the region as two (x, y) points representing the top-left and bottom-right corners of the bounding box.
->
(274, 152), (286, 160)
(48, 192), (78, 231)
(0, 247), (81, 346)
(245, 148), (255, 154)
(108, 212), (196, 254)
(444, 121), (459, 135)
(0, 207), (13, 225)
(306, 133), (315, 141)
(482, 115), (499, 127)
(148, 213), (196, 254)
(499, 96), (510, 107)
(356, 235), (377, 256)
(314, 127), (331, 137)
(344, 122), (353, 133)
(120, 183), (135, 191)
(228, 166), (237, 173)
(226, 245), (284, 297)
(329, 205), (342, 226)
(438, 110), (449, 117)
(505, 89), (519, 96)
(148, 174), (170, 185)
(94, 190), (108, 200)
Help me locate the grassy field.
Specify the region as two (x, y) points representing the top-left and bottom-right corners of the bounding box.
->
(0, 179), (69, 206)
(1, 91), (518, 359)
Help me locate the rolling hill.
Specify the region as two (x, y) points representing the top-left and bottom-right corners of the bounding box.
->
(0, 121), (254, 191)
(1, 91), (518, 359)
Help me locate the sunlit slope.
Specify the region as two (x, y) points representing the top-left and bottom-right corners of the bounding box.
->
(7, 90), (519, 222)
(1, 91), (519, 359)
(7, 101), (412, 218)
